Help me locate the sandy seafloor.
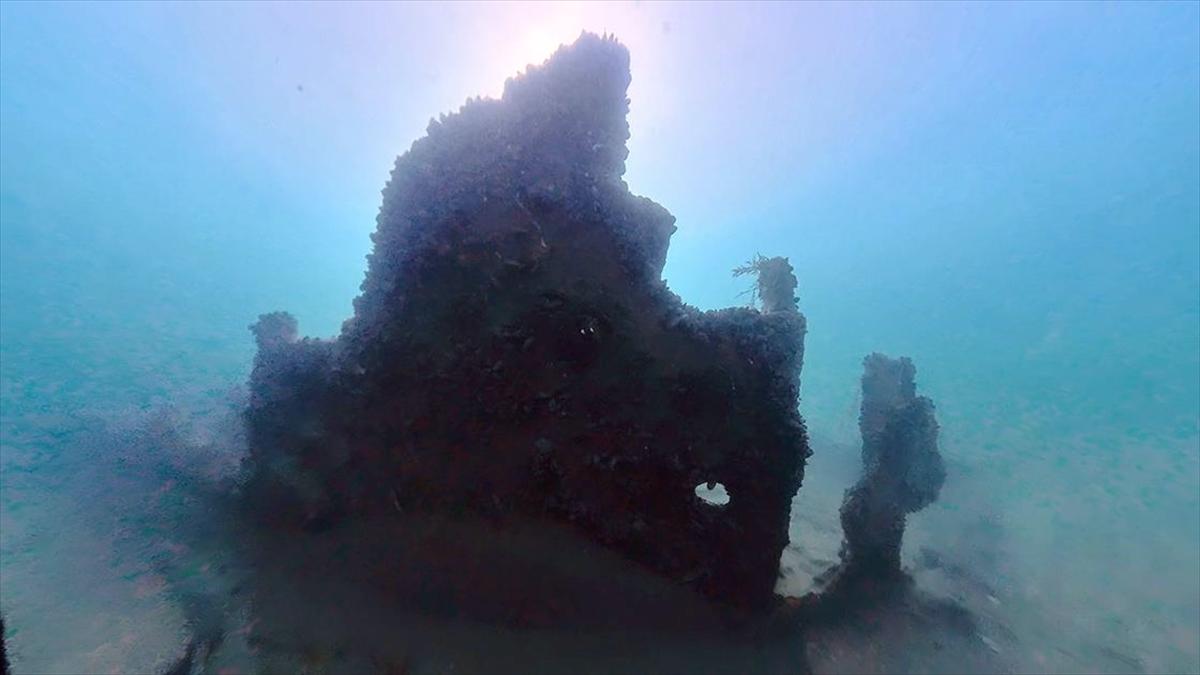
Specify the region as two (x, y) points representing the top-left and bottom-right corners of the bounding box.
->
(0, 390), (1197, 675)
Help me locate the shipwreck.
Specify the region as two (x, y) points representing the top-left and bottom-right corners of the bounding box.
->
(211, 34), (955, 675)
(243, 32), (809, 618)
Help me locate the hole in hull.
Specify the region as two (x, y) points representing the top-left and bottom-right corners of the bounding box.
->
(694, 482), (730, 506)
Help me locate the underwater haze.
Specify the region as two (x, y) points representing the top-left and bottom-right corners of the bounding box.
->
(1, 2), (1198, 674)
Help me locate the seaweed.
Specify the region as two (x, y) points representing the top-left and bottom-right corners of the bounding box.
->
(733, 254), (800, 314)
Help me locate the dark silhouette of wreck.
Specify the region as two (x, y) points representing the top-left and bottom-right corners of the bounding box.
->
(809, 354), (946, 605)
(243, 32), (809, 618)
(225, 37), (954, 675)
(839, 354), (945, 582)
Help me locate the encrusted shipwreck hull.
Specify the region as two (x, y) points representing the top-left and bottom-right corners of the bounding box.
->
(244, 33), (809, 613)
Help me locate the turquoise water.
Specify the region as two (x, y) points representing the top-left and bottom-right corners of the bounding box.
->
(1, 2), (1197, 673)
